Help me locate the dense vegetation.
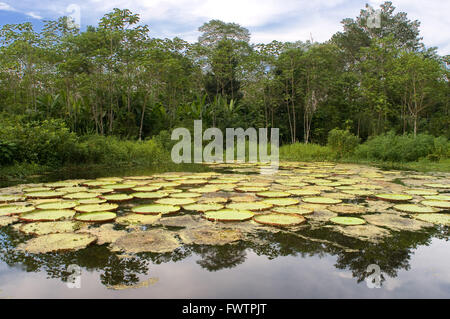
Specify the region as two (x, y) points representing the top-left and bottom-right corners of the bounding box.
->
(0, 1), (449, 175)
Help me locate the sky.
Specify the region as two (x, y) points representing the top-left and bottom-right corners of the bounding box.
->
(0, 0), (448, 55)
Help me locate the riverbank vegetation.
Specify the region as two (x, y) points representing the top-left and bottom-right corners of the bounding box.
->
(0, 1), (449, 179)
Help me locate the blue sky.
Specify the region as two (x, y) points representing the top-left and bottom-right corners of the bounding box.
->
(0, 0), (448, 55)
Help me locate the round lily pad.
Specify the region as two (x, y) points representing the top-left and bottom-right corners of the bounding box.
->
(63, 192), (100, 200)
(111, 229), (180, 254)
(375, 194), (413, 202)
(74, 212), (117, 222)
(78, 198), (107, 205)
(19, 221), (79, 235)
(421, 200), (450, 209)
(256, 191), (290, 198)
(329, 216), (366, 225)
(235, 186), (269, 192)
(103, 184), (136, 191)
(20, 209), (75, 221)
(36, 201), (78, 210)
(182, 203), (224, 212)
(116, 214), (160, 225)
(253, 213), (306, 227)
(226, 201), (273, 211)
(101, 194), (134, 202)
(155, 198), (197, 205)
(262, 198), (300, 206)
(203, 209), (254, 222)
(414, 214), (450, 226)
(328, 204), (366, 215)
(58, 187), (89, 193)
(170, 192), (202, 198)
(23, 187), (52, 193)
(287, 189), (321, 196)
(179, 227), (242, 245)
(404, 189), (438, 196)
(18, 233), (97, 253)
(132, 204), (180, 215)
(423, 195), (450, 201)
(26, 191), (66, 199)
(272, 206), (314, 215)
(302, 197), (342, 205)
(0, 205), (35, 216)
(131, 185), (162, 192)
(342, 190), (374, 197)
(423, 183), (450, 189)
(74, 203), (118, 213)
(131, 191), (169, 199)
(393, 204), (440, 214)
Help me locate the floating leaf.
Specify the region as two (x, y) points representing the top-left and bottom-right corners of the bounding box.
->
(328, 204), (366, 215)
(302, 197), (342, 205)
(272, 206), (314, 215)
(36, 201), (78, 210)
(101, 194), (134, 202)
(182, 203), (224, 212)
(226, 201), (273, 211)
(262, 198), (300, 206)
(329, 216), (366, 225)
(287, 189), (321, 196)
(393, 204), (440, 214)
(19, 221), (79, 235)
(74, 203), (118, 213)
(111, 229), (180, 253)
(20, 209), (75, 221)
(179, 227), (242, 245)
(18, 233), (97, 253)
(155, 198), (197, 205)
(413, 214), (450, 226)
(170, 192), (202, 198)
(116, 214), (160, 225)
(132, 204), (180, 215)
(203, 209), (254, 222)
(421, 200), (450, 209)
(74, 212), (117, 222)
(131, 191), (169, 199)
(423, 183), (450, 189)
(404, 189), (438, 196)
(253, 213), (306, 227)
(423, 195), (450, 201)
(131, 185), (162, 192)
(363, 213), (432, 231)
(64, 192), (100, 200)
(0, 205), (35, 216)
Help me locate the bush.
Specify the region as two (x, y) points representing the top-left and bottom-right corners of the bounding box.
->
(354, 132), (448, 162)
(0, 119), (79, 166)
(0, 141), (17, 165)
(327, 129), (360, 159)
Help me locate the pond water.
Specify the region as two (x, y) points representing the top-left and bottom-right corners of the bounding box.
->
(0, 162), (449, 298)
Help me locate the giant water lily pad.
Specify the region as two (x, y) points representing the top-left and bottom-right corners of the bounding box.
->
(0, 216), (18, 227)
(331, 224), (391, 243)
(131, 192), (169, 199)
(262, 198), (300, 206)
(421, 200), (450, 209)
(393, 204), (440, 214)
(179, 227), (242, 245)
(256, 191), (290, 198)
(64, 192), (100, 200)
(26, 191), (66, 199)
(18, 233), (97, 253)
(36, 201), (78, 210)
(20, 209), (75, 221)
(226, 201), (272, 211)
(132, 185), (162, 192)
(302, 197), (342, 205)
(203, 209), (254, 222)
(287, 189), (321, 196)
(23, 187), (52, 193)
(234, 186), (269, 193)
(170, 192), (202, 198)
(155, 198), (197, 205)
(329, 216), (366, 225)
(272, 206), (314, 215)
(78, 223), (127, 245)
(363, 213), (432, 231)
(74, 212), (117, 222)
(375, 194), (413, 202)
(182, 203), (224, 213)
(423, 183), (450, 189)
(404, 189), (438, 196)
(132, 204), (180, 215)
(328, 204), (366, 215)
(78, 198), (107, 205)
(116, 214), (160, 225)
(0, 205), (35, 216)
(160, 215), (208, 228)
(413, 214), (450, 226)
(253, 213), (306, 227)
(111, 229), (180, 253)
(19, 221), (80, 235)
(423, 195), (450, 201)
(74, 203), (118, 213)
(101, 194), (134, 202)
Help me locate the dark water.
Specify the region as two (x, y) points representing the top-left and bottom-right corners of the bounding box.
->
(0, 166), (449, 299)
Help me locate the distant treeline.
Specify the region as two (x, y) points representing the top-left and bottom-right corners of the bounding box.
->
(0, 1), (449, 145)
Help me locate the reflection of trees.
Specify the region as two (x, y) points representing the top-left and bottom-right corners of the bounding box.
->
(192, 243), (247, 271)
(0, 221), (446, 288)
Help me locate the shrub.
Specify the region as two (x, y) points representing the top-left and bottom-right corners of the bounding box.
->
(0, 141), (17, 165)
(327, 129), (361, 159)
(279, 143), (334, 161)
(354, 132), (448, 162)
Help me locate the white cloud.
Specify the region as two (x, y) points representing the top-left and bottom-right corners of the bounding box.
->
(26, 12), (43, 20)
(1, 0), (448, 54)
(0, 1), (15, 11)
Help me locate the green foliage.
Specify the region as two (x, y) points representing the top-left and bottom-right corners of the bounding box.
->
(279, 143), (334, 161)
(327, 129), (360, 159)
(354, 132), (449, 162)
(0, 141), (17, 165)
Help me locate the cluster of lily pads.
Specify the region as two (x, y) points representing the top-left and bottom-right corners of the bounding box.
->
(0, 162), (448, 254)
